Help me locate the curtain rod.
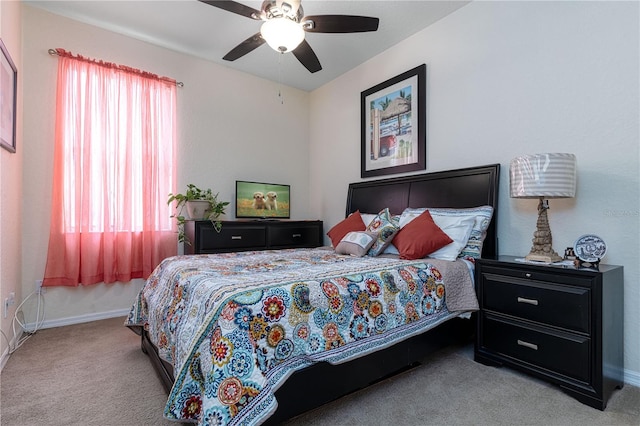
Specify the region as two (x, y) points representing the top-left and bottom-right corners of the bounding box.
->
(48, 48), (184, 88)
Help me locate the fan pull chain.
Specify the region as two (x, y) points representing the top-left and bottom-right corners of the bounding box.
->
(277, 52), (284, 104)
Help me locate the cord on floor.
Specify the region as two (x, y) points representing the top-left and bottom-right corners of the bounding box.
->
(1, 290), (46, 354)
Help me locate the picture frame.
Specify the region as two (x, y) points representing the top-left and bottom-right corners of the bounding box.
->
(361, 64), (426, 178)
(0, 38), (17, 153)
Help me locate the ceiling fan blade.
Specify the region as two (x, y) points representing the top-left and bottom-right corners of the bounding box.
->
(302, 15), (379, 33)
(223, 33), (266, 61)
(198, 0), (262, 20)
(292, 40), (322, 73)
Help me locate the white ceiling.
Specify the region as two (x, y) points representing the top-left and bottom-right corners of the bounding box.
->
(25, 0), (470, 91)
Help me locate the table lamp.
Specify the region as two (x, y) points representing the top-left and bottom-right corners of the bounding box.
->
(510, 153), (576, 263)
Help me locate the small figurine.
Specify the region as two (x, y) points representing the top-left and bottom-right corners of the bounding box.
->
(564, 247), (576, 260)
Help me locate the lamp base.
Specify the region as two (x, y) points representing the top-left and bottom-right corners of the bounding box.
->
(524, 197), (563, 264)
(525, 252), (563, 263)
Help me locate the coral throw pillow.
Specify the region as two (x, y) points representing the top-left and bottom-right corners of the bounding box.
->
(393, 210), (453, 260)
(327, 211), (366, 247)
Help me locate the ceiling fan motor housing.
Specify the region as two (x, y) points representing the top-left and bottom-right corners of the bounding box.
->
(262, 0), (304, 22)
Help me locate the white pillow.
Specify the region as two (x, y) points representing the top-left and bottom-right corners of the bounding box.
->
(399, 211), (475, 261)
(426, 216), (475, 261)
(400, 206), (494, 259)
(360, 213), (377, 227)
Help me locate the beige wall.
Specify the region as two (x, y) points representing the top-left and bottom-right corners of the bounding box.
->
(310, 1), (639, 382)
(0, 0), (23, 368)
(19, 6), (310, 327)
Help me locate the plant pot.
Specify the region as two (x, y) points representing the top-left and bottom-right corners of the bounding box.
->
(186, 200), (211, 220)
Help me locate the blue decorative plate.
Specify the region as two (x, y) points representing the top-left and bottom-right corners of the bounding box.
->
(573, 234), (607, 262)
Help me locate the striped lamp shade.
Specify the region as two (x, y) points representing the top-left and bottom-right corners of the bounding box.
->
(510, 153), (576, 198)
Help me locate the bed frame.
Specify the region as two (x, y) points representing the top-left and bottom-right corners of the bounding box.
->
(137, 163), (500, 424)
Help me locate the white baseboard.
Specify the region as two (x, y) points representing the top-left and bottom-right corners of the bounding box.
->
(1, 342), (10, 371)
(0, 350), (6, 371)
(1, 330), (22, 372)
(625, 368), (640, 388)
(23, 308), (130, 331)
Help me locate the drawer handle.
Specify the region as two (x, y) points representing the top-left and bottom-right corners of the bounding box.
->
(517, 297), (539, 306)
(292, 233), (302, 238)
(517, 339), (538, 351)
(231, 236), (242, 240)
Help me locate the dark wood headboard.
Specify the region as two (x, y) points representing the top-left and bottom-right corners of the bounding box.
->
(345, 164), (500, 259)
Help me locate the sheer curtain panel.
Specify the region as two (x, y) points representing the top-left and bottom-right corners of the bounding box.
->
(43, 49), (177, 286)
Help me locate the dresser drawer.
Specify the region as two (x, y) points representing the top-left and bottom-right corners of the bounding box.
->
(185, 220), (323, 254)
(198, 225), (266, 251)
(268, 224), (321, 248)
(481, 314), (591, 383)
(482, 273), (590, 333)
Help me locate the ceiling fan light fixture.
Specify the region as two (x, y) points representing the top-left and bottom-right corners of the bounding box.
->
(260, 18), (304, 53)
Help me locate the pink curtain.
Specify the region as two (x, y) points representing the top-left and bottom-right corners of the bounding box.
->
(43, 49), (177, 286)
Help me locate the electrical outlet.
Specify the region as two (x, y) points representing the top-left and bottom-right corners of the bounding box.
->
(35, 279), (45, 294)
(3, 292), (15, 319)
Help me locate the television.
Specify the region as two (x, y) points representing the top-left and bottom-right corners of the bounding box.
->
(236, 180), (291, 219)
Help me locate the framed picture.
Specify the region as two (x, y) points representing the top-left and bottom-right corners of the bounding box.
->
(0, 39), (17, 153)
(361, 64), (426, 178)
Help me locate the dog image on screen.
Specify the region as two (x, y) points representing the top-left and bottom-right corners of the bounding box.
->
(236, 181), (289, 219)
(252, 192), (266, 209)
(265, 191), (278, 211)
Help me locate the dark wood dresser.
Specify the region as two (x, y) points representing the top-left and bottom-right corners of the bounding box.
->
(474, 255), (624, 410)
(184, 220), (323, 255)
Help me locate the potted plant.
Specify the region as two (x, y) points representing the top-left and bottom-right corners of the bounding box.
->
(167, 184), (230, 245)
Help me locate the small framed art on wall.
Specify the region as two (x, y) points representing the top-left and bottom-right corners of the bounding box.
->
(0, 39), (17, 153)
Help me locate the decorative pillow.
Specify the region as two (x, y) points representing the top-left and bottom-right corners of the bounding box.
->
(392, 210), (453, 260)
(327, 211), (366, 247)
(365, 208), (400, 256)
(361, 212), (401, 254)
(400, 206), (494, 259)
(335, 231), (378, 257)
(385, 214), (401, 254)
(370, 214), (400, 256)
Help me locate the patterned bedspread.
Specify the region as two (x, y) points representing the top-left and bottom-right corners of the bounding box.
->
(126, 247), (478, 425)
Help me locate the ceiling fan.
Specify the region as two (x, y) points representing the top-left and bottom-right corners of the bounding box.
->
(199, 0), (380, 73)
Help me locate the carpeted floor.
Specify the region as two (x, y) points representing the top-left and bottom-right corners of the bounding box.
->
(1, 317), (639, 426)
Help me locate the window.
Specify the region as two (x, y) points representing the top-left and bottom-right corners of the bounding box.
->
(43, 50), (177, 286)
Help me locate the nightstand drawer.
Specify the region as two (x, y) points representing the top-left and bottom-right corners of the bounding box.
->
(482, 274), (590, 333)
(482, 315), (591, 383)
(198, 225), (266, 251)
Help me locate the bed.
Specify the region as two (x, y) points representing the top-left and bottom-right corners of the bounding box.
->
(126, 163), (500, 425)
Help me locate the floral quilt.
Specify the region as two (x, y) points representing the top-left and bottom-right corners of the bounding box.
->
(126, 247), (478, 425)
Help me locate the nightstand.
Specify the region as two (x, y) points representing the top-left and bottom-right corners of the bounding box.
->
(474, 255), (624, 410)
